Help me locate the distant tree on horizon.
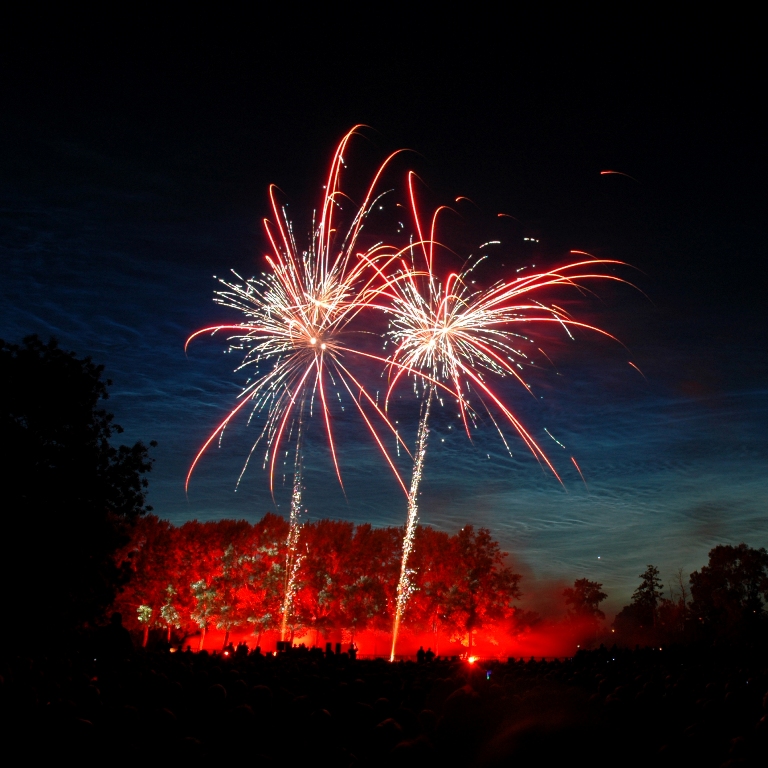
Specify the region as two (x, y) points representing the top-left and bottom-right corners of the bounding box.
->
(632, 565), (665, 625)
(690, 543), (768, 641)
(563, 579), (607, 622)
(614, 565), (664, 641)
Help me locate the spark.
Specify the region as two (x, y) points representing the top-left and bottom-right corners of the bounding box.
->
(571, 456), (588, 490)
(544, 427), (567, 450)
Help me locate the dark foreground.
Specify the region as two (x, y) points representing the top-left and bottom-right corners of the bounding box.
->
(2, 645), (767, 766)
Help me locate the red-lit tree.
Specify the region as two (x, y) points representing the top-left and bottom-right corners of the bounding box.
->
(111, 514), (531, 655)
(175, 520), (227, 637)
(442, 526), (522, 657)
(233, 513), (288, 646)
(341, 523), (401, 642)
(113, 514), (179, 643)
(407, 526), (455, 653)
(295, 519), (357, 644)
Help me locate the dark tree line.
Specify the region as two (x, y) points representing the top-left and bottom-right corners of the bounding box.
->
(613, 546), (768, 645)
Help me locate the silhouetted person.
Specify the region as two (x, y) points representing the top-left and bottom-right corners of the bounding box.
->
(417, 646), (426, 664)
(425, 647), (435, 663)
(348, 642), (357, 660)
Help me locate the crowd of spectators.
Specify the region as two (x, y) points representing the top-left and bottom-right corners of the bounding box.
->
(2, 622), (767, 766)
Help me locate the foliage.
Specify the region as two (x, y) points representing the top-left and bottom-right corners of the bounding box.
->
(112, 515), (523, 647)
(111, 514), (768, 652)
(160, 586), (181, 630)
(563, 579), (607, 622)
(690, 543), (768, 640)
(0, 335), (155, 639)
(442, 526), (522, 651)
(614, 565), (664, 639)
(190, 580), (218, 630)
(632, 565), (664, 617)
(403, 526), (455, 639)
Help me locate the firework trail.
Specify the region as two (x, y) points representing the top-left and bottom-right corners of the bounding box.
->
(390, 391), (432, 658)
(381, 174), (632, 659)
(186, 127), (413, 636)
(280, 403), (305, 641)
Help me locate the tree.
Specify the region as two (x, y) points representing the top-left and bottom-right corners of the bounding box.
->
(690, 543), (768, 640)
(407, 527), (455, 653)
(658, 567), (689, 639)
(0, 335), (155, 641)
(235, 513), (288, 646)
(137, 604), (153, 647)
(159, 585), (182, 643)
(113, 515), (178, 638)
(563, 579), (607, 622)
(442, 526), (522, 657)
(295, 519), (357, 643)
(190, 580), (218, 650)
(632, 565), (664, 626)
(614, 565), (664, 642)
(341, 524), (399, 642)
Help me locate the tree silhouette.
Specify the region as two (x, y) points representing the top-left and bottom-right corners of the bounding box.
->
(690, 543), (768, 640)
(633, 565), (664, 625)
(0, 335), (155, 642)
(614, 564), (664, 641)
(563, 579), (607, 621)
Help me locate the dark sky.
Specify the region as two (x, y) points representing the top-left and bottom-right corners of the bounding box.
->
(2, 14), (766, 610)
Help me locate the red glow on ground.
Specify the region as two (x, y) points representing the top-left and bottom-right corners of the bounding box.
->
(185, 615), (606, 660)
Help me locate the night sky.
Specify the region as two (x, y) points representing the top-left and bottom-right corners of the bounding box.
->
(2, 15), (766, 613)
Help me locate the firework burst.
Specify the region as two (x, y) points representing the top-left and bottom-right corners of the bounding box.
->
(383, 175), (633, 658)
(186, 127), (412, 638)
